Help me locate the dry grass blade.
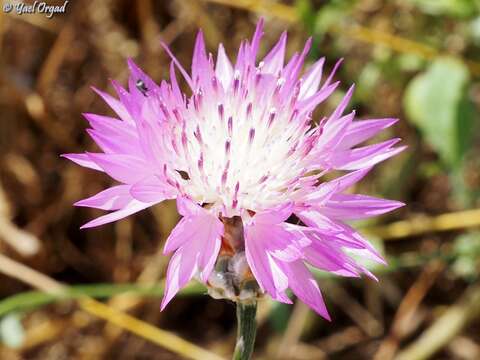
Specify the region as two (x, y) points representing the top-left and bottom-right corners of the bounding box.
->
(374, 262), (444, 360)
(275, 302), (311, 359)
(0, 253), (225, 360)
(364, 209), (480, 240)
(79, 298), (225, 360)
(325, 283), (383, 337)
(201, 0), (298, 22)
(395, 284), (480, 360)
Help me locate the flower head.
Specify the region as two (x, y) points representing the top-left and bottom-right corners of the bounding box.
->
(64, 19), (405, 320)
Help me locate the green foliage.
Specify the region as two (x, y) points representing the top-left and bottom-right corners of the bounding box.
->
(406, 0), (478, 18)
(0, 282), (205, 319)
(295, 0), (354, 59)
(404, 57), (475, 169)
(452, 232), (480, 280)
(268, 302), (292, 333)
(295, 0), (316, 33)
(313, 0), (352, 36)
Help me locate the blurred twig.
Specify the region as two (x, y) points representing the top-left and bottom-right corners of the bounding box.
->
(276, 302), (311, 359)
(395, 284), (480, 360)
(316, 326), (365, 355)
(36, 22), (76, 94)
(374, 261), (444, 360)
(0, 183), (40, 256)
(201, 0), (298, 22)
(0, 253), (63, 293)
(0, 253), (223, 360)
(363, 209), (480, 240)
(324, 283), (383, 337)
(80, 297), (225, 360)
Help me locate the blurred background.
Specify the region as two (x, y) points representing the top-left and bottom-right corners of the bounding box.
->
(0, 0), (480, 359)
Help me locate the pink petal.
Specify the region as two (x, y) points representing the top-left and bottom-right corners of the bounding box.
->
(163, 205), (223, 255)
(330, 221), (386, 265)
(282, 260), (331, 320)
(262, 31), (287, 74)
(130, 176), (175, 203)
(161, 209), (223, 309)
(295, 208), (344, 233)
(328, 84), (355, 122)
(169, 62), (184, 103)
(161, 245), (198, 310)
(249, 17), (264, 63)
(304, 240), (360, 278)
(302, 167), (372, 204)
(282, 37), (311, 83)
(251, 223), (304, 263)
(61, 153), (103, 171)
(299, 57), (325, 100)
(216, 43), (234, 89)
(297, 81), (340, 115)
(329, 139), (405, 170)
(75, 185), (133, 210)
(314, 111), (355, 154)
(176, 197), (204, 217)
(197, 218), (223, 282)
(340, 118), (399, 149)
(80, 199), (156, 229)
(160, 41), (194, 89)
(192, 30), (210, 88)
(127, 58), (158, 96)
(83, 113), (134, 133)
(253, 203), (293, 224)
(322, 194), (405, 219)
(91, 87), (134, 125)
(320, 58), (343, 91)
(244, 224), (291, 303)
(86, 153), (150, 184)
(86, 129), (134, 155)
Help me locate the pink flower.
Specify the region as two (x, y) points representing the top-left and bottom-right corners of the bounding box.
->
(64, 20), (405, 320)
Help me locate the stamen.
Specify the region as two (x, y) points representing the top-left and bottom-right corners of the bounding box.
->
(228, 116), (233, 136)
(194, 125), (203, 145)
(248, 128), (255, 144)
(218, 103), (224, 120)
(246, 103), (253, 119)
(225, 140), (231, 155)
(268, 108), (277, 128)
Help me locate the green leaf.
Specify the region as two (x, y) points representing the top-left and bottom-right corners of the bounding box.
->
(406, 0), (477, 18)
(295, 0), (315, 32)
(452, 232), (480, 280)
(268, 302), (291, 333)
(403, 57), (475, 168)
(0, 313), (25, 348)
(313, 1), (351, 37)
(0, 282), (206, 318)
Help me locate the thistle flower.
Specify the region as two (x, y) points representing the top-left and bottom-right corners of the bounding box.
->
(64, 19), (405, 320)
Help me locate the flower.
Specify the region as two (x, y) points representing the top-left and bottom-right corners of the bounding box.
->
(64, 19), (405, 320)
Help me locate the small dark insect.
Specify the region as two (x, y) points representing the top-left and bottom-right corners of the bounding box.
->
(176, 170), (190, 180)
(136, 79), (148, 96)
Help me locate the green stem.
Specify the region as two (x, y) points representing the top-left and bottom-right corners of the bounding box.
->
(0, 282), (206, 318)
(233, 301), (257, 360)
